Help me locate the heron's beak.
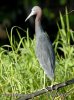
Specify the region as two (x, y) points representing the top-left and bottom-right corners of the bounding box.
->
(25, 11), (35, 22)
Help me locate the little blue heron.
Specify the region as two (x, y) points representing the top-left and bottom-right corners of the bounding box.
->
(25, 6), (55, 83)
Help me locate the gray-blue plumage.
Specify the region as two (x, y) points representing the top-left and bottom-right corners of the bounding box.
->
(35, 25), (55, 80)
(25, 6), (55, 81)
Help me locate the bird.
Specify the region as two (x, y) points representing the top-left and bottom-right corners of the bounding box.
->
(25, 6), (55, 83)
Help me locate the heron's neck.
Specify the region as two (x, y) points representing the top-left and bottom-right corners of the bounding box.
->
(35, 18), (43, 39)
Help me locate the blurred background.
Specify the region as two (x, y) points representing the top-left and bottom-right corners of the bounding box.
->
(0, 0), (74, 44)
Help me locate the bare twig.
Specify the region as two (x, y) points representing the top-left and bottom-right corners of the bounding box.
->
(17, 78), (74, 100)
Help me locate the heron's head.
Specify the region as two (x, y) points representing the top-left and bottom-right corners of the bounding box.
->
(25, 6), (42, 21)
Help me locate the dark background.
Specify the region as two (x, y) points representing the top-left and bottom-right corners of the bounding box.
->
(0, 0), (74, 45)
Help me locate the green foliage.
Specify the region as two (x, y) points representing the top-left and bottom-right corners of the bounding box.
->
(0, 26), (50, 100)
(0, 9), (74, 100)
(53, 9), (74, 99)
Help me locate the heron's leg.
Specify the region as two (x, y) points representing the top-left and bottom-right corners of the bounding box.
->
(43, 72), (49, 92)
(43, 72), (46, 88)
(51, 80), (54, 87)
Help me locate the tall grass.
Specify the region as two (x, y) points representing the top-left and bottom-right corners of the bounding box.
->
(0, 9), (74, 100)
(53, 8), (74, 99)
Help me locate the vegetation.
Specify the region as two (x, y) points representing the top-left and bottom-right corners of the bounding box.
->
(0, 9), (74, 100)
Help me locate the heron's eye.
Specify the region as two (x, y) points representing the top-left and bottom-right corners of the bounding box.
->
(33, 9), (35, 12)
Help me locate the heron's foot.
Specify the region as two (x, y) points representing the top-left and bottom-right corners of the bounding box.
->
(44, 88), (49, 92)
(50, 84), (54, 91)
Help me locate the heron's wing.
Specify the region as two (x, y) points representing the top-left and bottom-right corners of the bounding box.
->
(36, 32), (55, 80)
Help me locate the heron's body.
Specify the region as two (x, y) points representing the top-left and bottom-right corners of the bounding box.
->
(35, 26), (55, 80)
(25, 6), (55, 81)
